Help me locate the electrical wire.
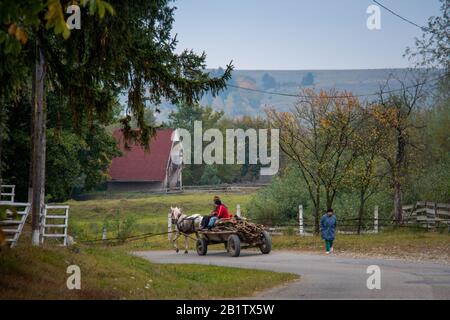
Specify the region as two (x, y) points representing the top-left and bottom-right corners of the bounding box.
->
(373, 0), (427, 30)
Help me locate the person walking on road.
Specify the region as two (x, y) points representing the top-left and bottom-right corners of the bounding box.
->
(320, 208), (336, 254)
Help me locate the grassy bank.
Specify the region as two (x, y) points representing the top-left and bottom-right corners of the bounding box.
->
(0, 243), (297, 300)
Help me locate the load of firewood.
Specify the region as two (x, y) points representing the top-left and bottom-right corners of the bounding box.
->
(211, 218), (265, 243)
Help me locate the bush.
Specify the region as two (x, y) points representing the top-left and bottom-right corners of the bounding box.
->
(246, 164), (310, 224)
(200, 165), (221, 185)
(104, 210), (137, 243)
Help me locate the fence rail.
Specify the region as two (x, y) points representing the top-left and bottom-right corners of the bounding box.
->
(402, 201), (450, 230)
(0, 184), (15, 203)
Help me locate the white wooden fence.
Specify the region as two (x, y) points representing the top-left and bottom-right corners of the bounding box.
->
(0, 185), (15, 203)
(402, 202), (450, 229)
(0, 201), (31, 248)
(40, 205), (70, 246)
(236, 203), (381, 235)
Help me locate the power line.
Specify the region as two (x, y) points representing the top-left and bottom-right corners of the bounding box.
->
(227, 74), (445, 99)
(373, 0), (426, 30)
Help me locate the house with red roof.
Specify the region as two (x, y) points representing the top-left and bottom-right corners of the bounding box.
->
(108, 128), (183, 192)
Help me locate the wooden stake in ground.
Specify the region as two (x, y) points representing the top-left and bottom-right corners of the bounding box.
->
(30, 38), (46, 246)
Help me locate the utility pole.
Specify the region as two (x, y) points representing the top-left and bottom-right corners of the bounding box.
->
(31, 37), (47, 246)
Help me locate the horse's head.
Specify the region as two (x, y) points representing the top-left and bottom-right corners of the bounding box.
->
(170, 206), (182, 224)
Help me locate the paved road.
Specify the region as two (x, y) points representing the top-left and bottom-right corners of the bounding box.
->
(135, 250), (450, 299)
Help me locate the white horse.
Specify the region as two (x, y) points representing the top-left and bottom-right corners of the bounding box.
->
(170, 206), (203, 254)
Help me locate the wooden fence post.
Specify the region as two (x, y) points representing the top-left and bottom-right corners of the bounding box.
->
(236, 204), (241, 217)
(374, 205), (379, 234)
(299, 205), (304, 235)
(168, 212), (172, 241)
(102, 227), (107, 241)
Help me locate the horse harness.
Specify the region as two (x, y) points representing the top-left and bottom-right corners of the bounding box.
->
(175, 215), (197, 234)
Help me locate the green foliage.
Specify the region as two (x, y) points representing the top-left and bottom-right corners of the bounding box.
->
(408, 157), (450, 202)
(0, 205), (18, 221)
(46, 130), (84, 201)
(404, 98), (450, 203)
(79, 127), (121, 191)
(199, 165), (221, 185)
(405, 0), (449, 71)
(1, 0), (233, 159)
(103, 209), (137, 243)
(1, 90), (120, 201)
(247, 164), (310, 224)
(168, 102), (224, 131)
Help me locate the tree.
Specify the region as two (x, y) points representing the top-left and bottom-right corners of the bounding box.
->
(373, 79), (427, 223)
(1, 1), (233, 245)
(346, 104), (388, 233)
(168, 102), (224, 132)
(405, 0), (449, 73)
(1, 89), (120, 201)
(266, 89), (361, 233)
(199, 165), (221, 185)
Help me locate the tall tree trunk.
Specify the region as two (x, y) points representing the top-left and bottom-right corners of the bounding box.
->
(325, 190), (333, 211)
(31, 39), (46, 246)
(393, 133), (405, 224)
(0, 103), (5, 185)
(357, 190), (366, 235)
(28, 60), (36, 205)
(393, 180), (403, 223)
(314, 188), (320, 234)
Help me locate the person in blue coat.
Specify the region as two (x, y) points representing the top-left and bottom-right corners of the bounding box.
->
(320, 208), (337, 254)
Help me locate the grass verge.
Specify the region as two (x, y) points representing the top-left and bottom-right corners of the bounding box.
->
(0, 243), (297, 300)
(272, 229), (450, 261)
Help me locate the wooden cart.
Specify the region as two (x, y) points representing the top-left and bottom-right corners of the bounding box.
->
(196, 225), (272, 257)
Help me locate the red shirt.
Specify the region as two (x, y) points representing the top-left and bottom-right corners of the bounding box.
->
(216, 204), (231, 219)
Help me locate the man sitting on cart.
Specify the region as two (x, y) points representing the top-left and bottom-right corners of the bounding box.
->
(205, 198), (231, 229)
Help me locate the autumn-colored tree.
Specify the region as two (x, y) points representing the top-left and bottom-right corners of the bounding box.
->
(266, 89), (361, 233)
(346, 104), (389, 233)
(373, 79), (427, 223)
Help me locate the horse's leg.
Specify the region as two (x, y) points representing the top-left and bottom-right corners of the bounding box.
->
(172, 232), (180, 253)
(184, 234), (189, 254)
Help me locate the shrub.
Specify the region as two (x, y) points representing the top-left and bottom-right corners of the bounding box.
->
(246, 165), (310, 224)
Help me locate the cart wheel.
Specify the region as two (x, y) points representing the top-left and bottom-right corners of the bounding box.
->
(259, 231), (272, 254)
(224, 241), (230, 252)
(196, 238), (208, 256)
(227, 234), (241, 257)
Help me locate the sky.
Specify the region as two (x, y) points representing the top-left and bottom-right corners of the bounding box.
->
(172, 0), (443, 70)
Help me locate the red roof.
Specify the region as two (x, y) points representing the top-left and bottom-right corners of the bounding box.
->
(109, 128), (174, 181)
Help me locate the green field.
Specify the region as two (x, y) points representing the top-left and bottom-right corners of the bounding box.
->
(67, 192), (253, 242)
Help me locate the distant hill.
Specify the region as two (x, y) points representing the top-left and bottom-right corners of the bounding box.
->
(150, 68), (439, 121)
